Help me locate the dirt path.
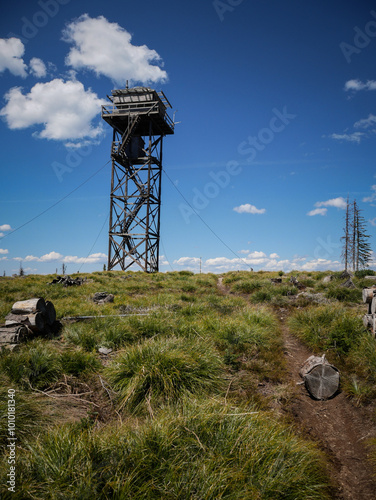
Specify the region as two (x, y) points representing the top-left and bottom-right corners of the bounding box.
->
(216, 278), (376, 499)
(281, 319), (376, 500)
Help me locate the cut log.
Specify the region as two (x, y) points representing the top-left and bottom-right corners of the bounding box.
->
(45, 301), (56, 325)
(11, 298), (46, 314)
(362, 288), (376, 304)
(6, 312), (45, 333)
(0, 325), (28, 344)
(363, 314), (376, 332)
(371, 297), (376, 315)
(365, 276), (376, 281)
(300, 355), (340, 400)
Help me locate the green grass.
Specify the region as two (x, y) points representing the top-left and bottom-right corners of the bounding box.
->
(0, 398), (330, 500)
(288, 305), (366, 355)
(0, 339), (101, 390)
(0, 375), (49, 452)
(0, 269), (367, 497)
(105, 336), (224, 413)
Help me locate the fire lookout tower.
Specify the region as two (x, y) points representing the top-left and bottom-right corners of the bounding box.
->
(102, 86), (174, 272)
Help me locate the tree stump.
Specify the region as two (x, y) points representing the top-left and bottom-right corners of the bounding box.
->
(300, 355), (340, 400)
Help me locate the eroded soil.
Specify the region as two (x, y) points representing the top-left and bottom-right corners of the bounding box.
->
(217, 277), (376, 499)
(282, 319), (376, 500)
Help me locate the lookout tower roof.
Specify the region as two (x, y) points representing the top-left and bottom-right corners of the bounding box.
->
(101, 86), (174, 136)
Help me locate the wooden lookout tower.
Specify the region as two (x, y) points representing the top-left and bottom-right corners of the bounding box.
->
(102, 86), (174, 272)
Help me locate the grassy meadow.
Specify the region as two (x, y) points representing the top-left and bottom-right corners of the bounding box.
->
(0, 268), (375, 498)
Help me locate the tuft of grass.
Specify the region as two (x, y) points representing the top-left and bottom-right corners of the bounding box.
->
(60, 350), (101, 377)
(0, 339), (101, 390)
(288, 305), (366, 355)
(0, 375), (49, 453)
(1, 399), (331, 499)
(0, 340), (63, 390)
(105, 336), (224, 413)
(326, 286), (362, 303)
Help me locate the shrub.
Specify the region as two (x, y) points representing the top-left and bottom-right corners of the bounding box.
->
(326, 286), (362, 303)
(105, 337), (224, 413)
(355, 269), (375, 278)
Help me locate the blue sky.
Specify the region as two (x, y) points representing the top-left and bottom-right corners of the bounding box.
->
(0, 0), (375, 275)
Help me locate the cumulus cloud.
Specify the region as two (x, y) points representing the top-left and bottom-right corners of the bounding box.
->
(315, 197), (347, 210)
(63, 252), (107, 264)
(23, 251), (63, 262)
(63, 14), (167, 85)
(344, 79), (376, 92)
(307, 208), (327, 216)
(14, 251), (107, 265)
(0, 78), (105, 142)
(269, 252), (279, 259)
(233, 203), (266, 214)
(329, 132), (364, 143)
(29, 57), (47, 78)
(0, 249), (9, 255)
(0, 224), (12, 231)
(173, 257), (201, 267)
(0, 38), (27, 77)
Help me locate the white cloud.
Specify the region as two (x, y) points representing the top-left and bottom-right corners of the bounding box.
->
(63, 252), (107, 264)
(300, 258), (342, 272)
(307, 208), (327, 216)
(14, 251), (106, 265)
(24, 251), (63, 262)
(29, 57), (47, 78)
(354, 114), (376, 129)
(370, 217), (376, 227)
(0, 224), (11, 231)
(248, 251), (267, 259)
(0, 249), (8, 255)
(329, 132), (364, 143)
(0, 78), (105, 142)
(196, 254), (343, 273)
(344, 79), (376, 92)
(269, 252), (279, 259)
(63, 14), (167, 85)
(233, 203), (266, 214)
(173, 257), (201, 267)
(315, 197), (347, 210)
(0, 38), (27, 78)
(363, 184), (376, 203)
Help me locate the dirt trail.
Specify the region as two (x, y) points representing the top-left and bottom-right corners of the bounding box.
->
(281, 318), (376, 500)
(216, 278), (376, 499)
